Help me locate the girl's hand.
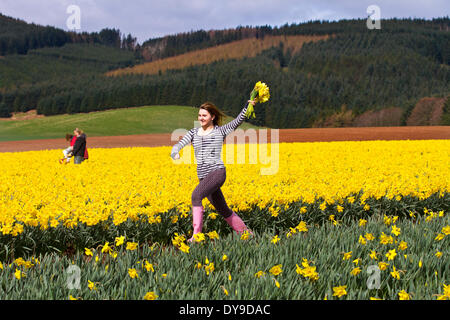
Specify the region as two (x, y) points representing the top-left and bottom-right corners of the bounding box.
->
(247, 99), (256, 106)
(171, 153), (180, 160)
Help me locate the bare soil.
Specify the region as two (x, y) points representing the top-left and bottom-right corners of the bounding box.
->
(1, 126), (449, 153)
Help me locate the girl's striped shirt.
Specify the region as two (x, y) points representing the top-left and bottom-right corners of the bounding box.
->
(171, 104), (249, 179)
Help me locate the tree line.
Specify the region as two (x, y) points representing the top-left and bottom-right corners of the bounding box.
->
(0, 17), (448, 128)
(141, 17), (450, 62)
(0, 13), (138, 55)
(1, 26), (448, 127)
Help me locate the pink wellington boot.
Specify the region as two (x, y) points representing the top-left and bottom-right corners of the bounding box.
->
(188, 206), (204, 242)
(224, 212), (253, 235)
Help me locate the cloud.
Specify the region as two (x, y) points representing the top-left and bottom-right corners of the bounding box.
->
(0, 0), (448, 44)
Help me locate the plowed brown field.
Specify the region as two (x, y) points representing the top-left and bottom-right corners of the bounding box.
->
(1, 126), (449, 153)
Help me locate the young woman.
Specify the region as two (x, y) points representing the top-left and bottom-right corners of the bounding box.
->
(171, 100), (255, 242)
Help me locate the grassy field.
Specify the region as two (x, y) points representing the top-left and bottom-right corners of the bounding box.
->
(0, 105), (263, 142)
(2, 213), (448, 300)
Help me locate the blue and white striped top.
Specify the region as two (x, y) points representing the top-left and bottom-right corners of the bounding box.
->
(171, 104), (249, 179)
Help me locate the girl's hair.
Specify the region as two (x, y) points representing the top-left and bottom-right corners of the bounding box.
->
(74, 128), (84, 135)
(65, 133), (73, 141)
(199, 102), (226, 126)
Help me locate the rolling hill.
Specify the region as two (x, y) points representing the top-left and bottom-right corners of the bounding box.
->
(107, 34), (330, 76)
(0, 14), (449, 129)
(0, 43), (137, 88)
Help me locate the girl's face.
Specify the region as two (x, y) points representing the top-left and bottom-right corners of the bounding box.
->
(198, 108), (215, 127)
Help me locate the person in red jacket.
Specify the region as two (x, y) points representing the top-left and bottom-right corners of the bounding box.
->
(59, 133), (77, 164)
(84, 143), (89, 160)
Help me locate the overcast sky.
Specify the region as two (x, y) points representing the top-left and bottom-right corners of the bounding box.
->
(1, 0), (448, 44)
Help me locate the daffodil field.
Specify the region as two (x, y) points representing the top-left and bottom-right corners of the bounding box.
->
(0, 140), (449, 299)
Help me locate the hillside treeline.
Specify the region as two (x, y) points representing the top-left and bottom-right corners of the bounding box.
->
(1, 20), (449, 127)
(0, 43), (138, 89)
(0, 13), (138, 55)
(141, 17), (450, 62)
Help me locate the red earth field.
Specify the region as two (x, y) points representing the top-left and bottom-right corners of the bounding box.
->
(0, 126), (449, 153)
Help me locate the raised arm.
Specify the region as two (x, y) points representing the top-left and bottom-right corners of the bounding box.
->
(171, 128), (195, 159)
(218, 103), (250, 137)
